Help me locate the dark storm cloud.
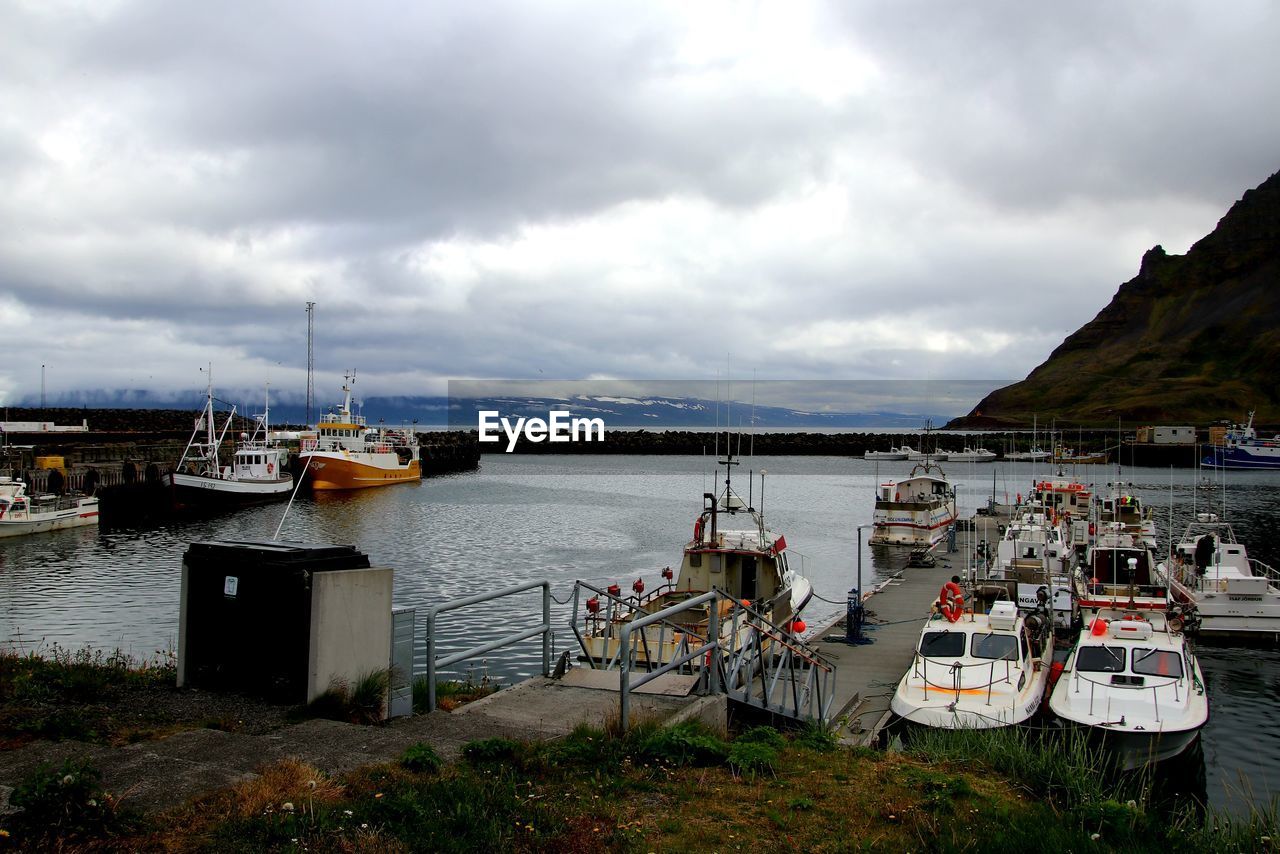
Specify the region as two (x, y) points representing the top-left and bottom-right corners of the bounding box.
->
(0, 1), (1277, 406)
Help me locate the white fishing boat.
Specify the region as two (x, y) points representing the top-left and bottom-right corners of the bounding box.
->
(1158, 514), (1280, 637)
(1097, 482), (1159, 552)
(165, 378), (293, 507)
(1048, 604), (1207, 770)
(948, 447), (997, 463)
(869, 462), (957, 547)
(864, 447), (909, 460)
(890, 596), (1052, 729)
(1054, 527), (1208, 766)
(299, 374), (421, 490)
(1006, 447), (1051, 462)
(1025, 476), (1095, 559)
(903, 444), (947, 462)
(983, 510), (1076, 630)
(0, 476), (99, 538)
(577, 454), (812, 667)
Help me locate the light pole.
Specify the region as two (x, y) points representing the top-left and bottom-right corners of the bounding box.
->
(848, 524), (872, 644)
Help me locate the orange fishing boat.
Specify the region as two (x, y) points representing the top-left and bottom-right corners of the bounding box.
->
(299, 374), (421, 490)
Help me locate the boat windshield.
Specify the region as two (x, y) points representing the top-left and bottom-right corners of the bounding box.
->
(1131, 649), (1184, 679)
(919, 631), (965, 657)
(1076, 646), (1126, 672)
(970, 633), (1020, 661)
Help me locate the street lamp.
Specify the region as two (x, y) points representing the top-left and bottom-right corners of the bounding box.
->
(848, 524), (873, 644)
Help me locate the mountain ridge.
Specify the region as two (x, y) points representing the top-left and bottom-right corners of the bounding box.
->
(956, 169), (1280, 426)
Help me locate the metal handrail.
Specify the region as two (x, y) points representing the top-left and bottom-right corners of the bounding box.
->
(619, 590), (721, 730)
(422, 580), (551, 712)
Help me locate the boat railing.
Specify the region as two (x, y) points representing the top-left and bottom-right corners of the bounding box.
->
(1250, 559), (1280, 586)
(571, 579), (689, 671)
(616, 591), (722, 731)
(911, 654), (1017, 707)
(1068, 669), (1186, 723)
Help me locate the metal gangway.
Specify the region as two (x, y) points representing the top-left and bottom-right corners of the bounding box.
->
(568, 580), (837, 731)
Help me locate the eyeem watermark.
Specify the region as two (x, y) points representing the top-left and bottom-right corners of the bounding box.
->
(478, 410), (606, 452)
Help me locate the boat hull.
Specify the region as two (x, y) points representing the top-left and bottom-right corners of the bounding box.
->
(870, 501), (957, 547)
(1056, 720), (1203, 770)
(0, 505), (99, 538)
(890, 672), (1048, 729)
(1201, 448), (1280, 470)
(302, 453), (421, 490)
(165, 472), (293, 506)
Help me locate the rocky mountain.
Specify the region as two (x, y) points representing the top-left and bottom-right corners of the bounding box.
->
(959, 169), (1280, 426)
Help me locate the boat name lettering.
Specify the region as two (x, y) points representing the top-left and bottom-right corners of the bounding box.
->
(477, 410), (606, 452)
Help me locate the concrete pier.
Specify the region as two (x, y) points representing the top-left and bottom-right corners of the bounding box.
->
(813, 555), (959, 745)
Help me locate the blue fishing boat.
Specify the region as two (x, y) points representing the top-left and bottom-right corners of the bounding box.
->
(1202, 411), (1280, 470)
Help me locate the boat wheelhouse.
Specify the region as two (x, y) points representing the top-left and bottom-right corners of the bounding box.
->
(984, 511), (1075, 630)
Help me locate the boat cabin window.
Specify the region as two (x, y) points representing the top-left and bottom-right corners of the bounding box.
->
(1076, 646), (1126, 673)
(919, 631), (965, 657)
(1131, 649), (1184, 679)
(1091, 550), (1152, 585)
(970, 633), (1019, 661)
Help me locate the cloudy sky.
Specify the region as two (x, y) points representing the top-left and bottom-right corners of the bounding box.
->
(2, 0), (1277, 410)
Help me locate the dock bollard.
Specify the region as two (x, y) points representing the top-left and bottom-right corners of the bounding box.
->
(846, 588), (871, 645)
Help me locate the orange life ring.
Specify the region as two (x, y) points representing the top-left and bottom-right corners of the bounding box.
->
(267, 462), (274, 474)
(939, 581), (963, 623)
(1088, 522), (1096, 536)
(693, 515), (705, 542)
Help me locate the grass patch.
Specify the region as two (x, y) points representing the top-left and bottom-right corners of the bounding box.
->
(16, 714), (1280, 852)
(0, 644), (177, 747)
(413, 673), (499, 713)
(1, 757), (142, 848)
(303, 669), (389, 724)
(401, 742), (444, 774)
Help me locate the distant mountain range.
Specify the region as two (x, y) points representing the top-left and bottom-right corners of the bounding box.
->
(956, 168), (1280, 427)
(7, 391), (953, 430)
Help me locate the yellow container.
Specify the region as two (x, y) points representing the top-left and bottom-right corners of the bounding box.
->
(35, 455), (66, 472)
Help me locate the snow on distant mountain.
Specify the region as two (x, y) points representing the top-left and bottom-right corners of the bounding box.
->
(17, 390), (949, 429)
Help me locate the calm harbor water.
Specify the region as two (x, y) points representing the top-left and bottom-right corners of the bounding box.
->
(0, 454), (1276, 813)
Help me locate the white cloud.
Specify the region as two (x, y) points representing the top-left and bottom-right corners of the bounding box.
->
(0, 0), (1276, 406)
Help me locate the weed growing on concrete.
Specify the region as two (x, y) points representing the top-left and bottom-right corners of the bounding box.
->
(2, 757), (140, 846)
(411, 674), (498, 713)
(306, 668), (388, 724)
